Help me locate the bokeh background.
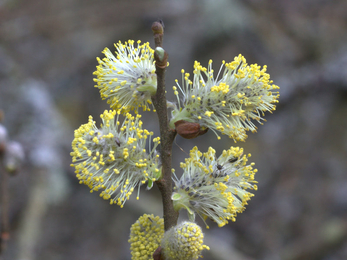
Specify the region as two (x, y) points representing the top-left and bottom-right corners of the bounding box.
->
(1, 0), (347, 259)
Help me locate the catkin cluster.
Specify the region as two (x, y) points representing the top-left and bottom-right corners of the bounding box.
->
(71, 27), (279, 259)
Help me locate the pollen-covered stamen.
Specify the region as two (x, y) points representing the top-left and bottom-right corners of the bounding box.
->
(70, 110), (161, 207)
(172, 146), (257, 228)
(93, 40), (157, 114)
(170, 55), (280, 141)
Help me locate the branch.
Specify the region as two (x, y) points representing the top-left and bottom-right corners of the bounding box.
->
(151, 20), (178, 232)
(0, 165), (9, 255)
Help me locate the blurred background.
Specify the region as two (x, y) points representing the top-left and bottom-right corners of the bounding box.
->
(1, 0), (347, 259)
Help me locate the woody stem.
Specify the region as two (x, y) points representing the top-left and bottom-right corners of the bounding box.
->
(151, 20), (178, 232)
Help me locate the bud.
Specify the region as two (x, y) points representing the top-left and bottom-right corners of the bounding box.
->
(155, 47), (165, 62)
(129, 214), (164, 260)
(151, 20), (164, 35)
(154, 47), (168, 69)
(174, 120), (208, 139)
(161, 221), (209, 260)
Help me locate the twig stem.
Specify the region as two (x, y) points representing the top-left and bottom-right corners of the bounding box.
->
(151, 21), (178, 232)
(0, 165), (9, 255)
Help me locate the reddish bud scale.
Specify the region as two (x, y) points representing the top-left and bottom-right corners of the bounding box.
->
(153, 246), (164, 260)
(174, 120), (208, 139)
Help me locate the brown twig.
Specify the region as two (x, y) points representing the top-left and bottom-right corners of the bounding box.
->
(0, 111), (9, 256)
(0, 162), (9, 255)
(151, 20), (179, 232)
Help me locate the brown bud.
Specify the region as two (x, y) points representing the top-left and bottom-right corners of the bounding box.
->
(152, 21), (164, 35)
(152, 20), (164, 48)
(174, 120), (208, 139)
(153, 246), (164, 260)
